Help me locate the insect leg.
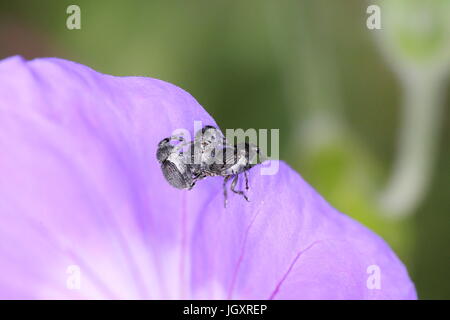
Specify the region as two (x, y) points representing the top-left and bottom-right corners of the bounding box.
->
(231, 174), (249, 202)
(223, 175), (232, 208)
(188, 175), (199, 190)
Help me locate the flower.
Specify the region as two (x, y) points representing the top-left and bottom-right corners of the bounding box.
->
(0, 56), (416, 299)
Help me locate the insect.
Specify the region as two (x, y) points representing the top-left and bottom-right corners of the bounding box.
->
(156, 134), (197, 190)
(200, 140), (260, 207)
(156, 125), (262, 207)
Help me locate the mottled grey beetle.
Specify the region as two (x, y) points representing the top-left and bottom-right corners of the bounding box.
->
(188, 125), (226, 177)
(205, 141), (260, 207)
(156, 135), (197, 190)
(156, 125), (261, 207)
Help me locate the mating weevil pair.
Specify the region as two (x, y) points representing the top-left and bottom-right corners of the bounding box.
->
(156, 125), (261, 207)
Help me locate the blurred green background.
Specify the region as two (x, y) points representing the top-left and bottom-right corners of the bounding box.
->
(1, 0), (449, 299)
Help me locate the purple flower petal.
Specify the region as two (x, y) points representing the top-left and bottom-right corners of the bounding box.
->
(191, 163), (416, 299)
(0, 56), (416, 299)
